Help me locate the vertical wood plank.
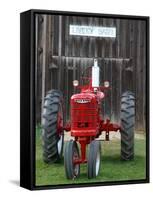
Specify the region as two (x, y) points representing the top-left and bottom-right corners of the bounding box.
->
(41, 15), (47, 124)
(35, 14), (39, 123)
(58, 15), (62, 90)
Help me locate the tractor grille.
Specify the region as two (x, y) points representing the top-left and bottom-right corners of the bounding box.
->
(71, 102), (97, 129)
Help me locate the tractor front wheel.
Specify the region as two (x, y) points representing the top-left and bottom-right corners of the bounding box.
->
(64, 140), (80, 179)
(87, 140), (101, 179)
(120, 91), (135, 160)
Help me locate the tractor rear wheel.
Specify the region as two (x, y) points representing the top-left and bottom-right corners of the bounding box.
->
(87, 140), (101, 179)
(42, 90), (64, 163)
(64, 140), (80, 179)
(120, 91), (135, 160)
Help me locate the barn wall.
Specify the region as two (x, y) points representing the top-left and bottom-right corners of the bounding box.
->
(35, 14), (146, 131)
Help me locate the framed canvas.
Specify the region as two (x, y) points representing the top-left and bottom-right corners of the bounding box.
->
(20, 9), (150, 190)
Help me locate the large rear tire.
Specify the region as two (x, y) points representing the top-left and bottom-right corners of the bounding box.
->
(42, 90), (64, 163)
(120, 91), (135, 160)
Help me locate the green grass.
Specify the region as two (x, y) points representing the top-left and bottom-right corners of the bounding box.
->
(35, 128), (146, 186)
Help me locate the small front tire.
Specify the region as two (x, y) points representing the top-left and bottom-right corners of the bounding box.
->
(64, 140), (80, 179)
(87, 140), (101, 179)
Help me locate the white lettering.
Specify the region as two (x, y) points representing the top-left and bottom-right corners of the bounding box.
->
(69, 25), (116, 38)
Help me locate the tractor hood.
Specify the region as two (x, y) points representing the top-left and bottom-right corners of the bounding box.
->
(71, 93), (96, 103)
(71, 91), (104, 103)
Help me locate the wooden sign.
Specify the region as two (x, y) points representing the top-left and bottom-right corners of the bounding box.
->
(69, 25), (116, 37)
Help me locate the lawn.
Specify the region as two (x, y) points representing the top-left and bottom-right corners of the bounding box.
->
(35, 127), (146, 186)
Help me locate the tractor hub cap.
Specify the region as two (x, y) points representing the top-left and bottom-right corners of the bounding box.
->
(57, 104), (63, 154)
(95, 151), (100, 176)
(73, 151), (79, 176)
(57, 134), (63, 154)
(57, 104), (63, 134)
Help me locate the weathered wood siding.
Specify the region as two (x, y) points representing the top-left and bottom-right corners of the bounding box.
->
(35, 14), (146, 131)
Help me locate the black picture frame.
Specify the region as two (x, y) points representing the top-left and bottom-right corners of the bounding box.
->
(20, 9), (150, 190)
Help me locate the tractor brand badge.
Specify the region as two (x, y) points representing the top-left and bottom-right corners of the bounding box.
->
(75, 99), (91, 103)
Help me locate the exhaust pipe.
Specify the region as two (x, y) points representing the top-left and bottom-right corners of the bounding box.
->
(92, 59), (100, 87)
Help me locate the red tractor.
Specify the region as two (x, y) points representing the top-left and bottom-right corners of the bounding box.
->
(42, 59), (135, 179)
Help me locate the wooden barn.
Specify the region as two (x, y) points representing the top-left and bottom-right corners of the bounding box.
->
(35, 13), (147, 131)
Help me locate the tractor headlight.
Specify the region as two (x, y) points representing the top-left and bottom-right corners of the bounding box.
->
(73, 80), (79, 87)
(104, 81), (110, 88)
